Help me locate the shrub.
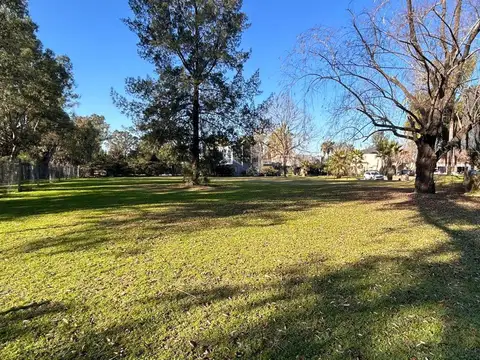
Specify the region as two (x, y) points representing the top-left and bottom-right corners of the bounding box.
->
(325, 150), (352, 178)
(245, 166), (258, 177)
(261, 166), (279, 177)
(301, 159), (325, 176)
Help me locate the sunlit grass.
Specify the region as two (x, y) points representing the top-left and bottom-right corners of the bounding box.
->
(0, 177), (479, 359)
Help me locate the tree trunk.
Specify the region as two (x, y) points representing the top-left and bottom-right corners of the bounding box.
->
(386, 158), (393, 181)
(17, 161), (23, 192)
(282, 157), (287, 177)
(415, 136), (437, 194)
(191, 84), (200, 185)
(447, 150), (454, 175)
(40, 150), (54, 182)
(446, 120), (454, 175)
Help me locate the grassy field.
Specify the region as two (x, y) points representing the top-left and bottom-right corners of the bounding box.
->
(0, 177), (479, 359)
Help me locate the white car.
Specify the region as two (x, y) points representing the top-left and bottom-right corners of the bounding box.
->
(364, 171), (385, 180)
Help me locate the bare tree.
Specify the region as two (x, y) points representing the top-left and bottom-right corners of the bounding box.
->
(289, 0), (480, 193)
(395, 140), (418, 170)
(264, 93), (313, 176)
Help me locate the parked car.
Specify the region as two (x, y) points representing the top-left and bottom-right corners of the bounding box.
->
(468, 169), (478, 176)
(364, 171), (385, 180)
(398, 169), (415, 176)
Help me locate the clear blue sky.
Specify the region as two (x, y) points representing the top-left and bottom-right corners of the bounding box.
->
(30, 0), (369, 133)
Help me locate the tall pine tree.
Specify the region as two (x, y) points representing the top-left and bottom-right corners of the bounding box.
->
(116, 0), (265, 184)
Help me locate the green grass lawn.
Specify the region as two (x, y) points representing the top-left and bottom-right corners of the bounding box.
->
(1, 177), (479, 359)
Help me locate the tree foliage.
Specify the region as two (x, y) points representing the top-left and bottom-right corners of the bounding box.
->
(325, 149), (353, 178)
(67, 115), (109, 165)
(115, 0), (266, 184)
(108, 130), (138, 160)
(350, 149), (364, 177)
(321, 140), (335, 158)
(373, 133), (401, 180)
(0, 0), (76, 160)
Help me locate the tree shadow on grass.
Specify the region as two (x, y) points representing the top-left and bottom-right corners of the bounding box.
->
(0, 301), (67, 351)
(2, 179), (415, 256)
(0, 178), (413, 221)
(112, 192), (478, 359)
(50, 207), (479, 360)
(213, 193), (479, 360)
(2, 179), (479, 358)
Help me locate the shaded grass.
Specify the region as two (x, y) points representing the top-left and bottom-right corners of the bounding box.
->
(0, 177), (479, 359)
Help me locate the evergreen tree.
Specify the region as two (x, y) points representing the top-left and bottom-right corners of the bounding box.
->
(0, 0), (76, 160)
(115, 0), (265, 184)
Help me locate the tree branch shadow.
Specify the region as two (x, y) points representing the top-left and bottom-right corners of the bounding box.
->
(2, 179), (414, 256)
(0, 301), (67, 350)
(3, 179), (479, 358)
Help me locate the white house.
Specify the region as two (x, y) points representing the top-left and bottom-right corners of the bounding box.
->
(361, 147), (384, 172)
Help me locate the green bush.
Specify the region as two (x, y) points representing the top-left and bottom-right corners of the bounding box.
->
(301, 159), (325, 176)
(325, 150), (351, 178)
(260, 166), (279, 177)
(245, 166), (258, 177)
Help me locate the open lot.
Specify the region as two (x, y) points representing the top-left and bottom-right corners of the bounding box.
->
(1, 177), (479, 359)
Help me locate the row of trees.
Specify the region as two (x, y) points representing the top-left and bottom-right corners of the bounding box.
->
(320, 134), (412, 180)
(3, 0), (479, 192)
(0, 0), (75, 165)
(0, 1), (115, 176)
(1, 0), (274, 182)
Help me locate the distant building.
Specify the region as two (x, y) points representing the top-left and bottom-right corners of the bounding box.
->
(361, 147), (384, 172)
(436, 149), (471, 174)
(361, 141), (472, 175)
(218, 145), (250, 176)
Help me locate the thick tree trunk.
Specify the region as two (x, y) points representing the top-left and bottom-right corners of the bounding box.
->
(415, 136), (437, 194)
(386, 159), (394, 181)
(447, 152), (453, 175)
(40, 150), (54, 182)
(282, 157), (287, 177)
(191, 84), (200, 185)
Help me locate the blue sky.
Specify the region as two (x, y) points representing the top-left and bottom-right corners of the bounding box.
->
(29, 0), (369, 134)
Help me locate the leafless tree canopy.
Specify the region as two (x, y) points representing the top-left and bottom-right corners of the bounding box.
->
(262, 93), (314, 175)
(290, 0), (480, 155)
